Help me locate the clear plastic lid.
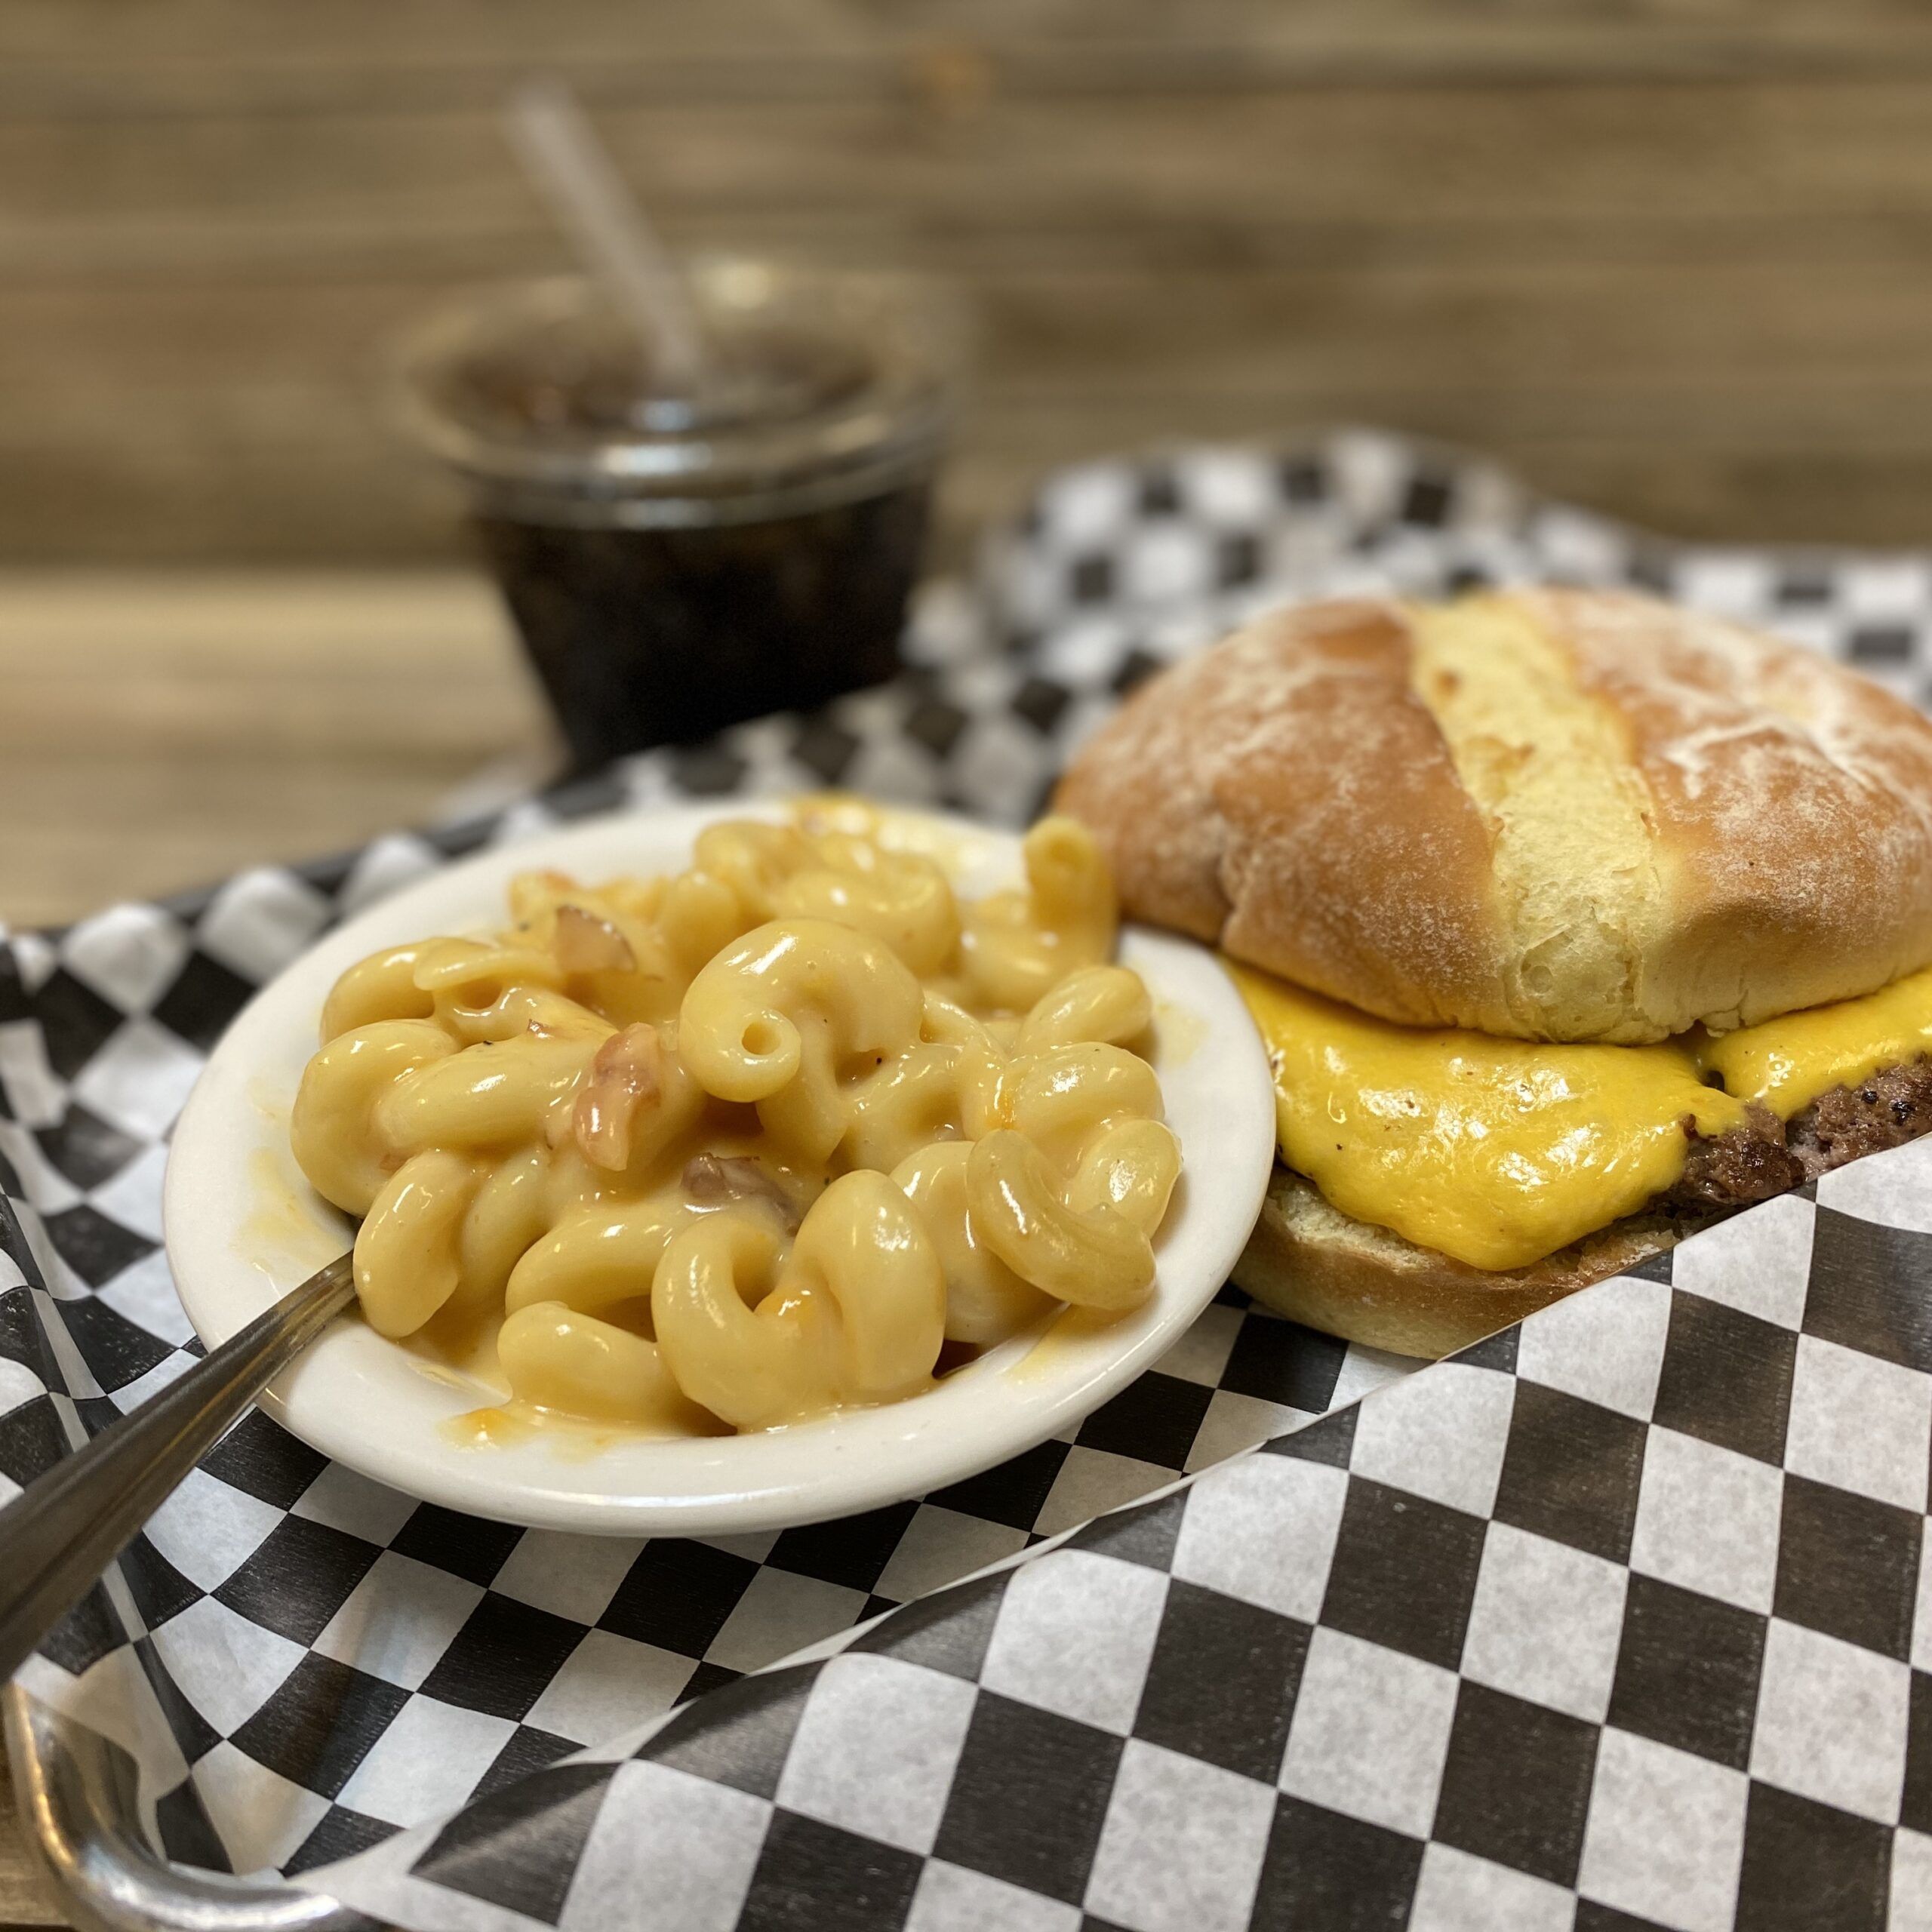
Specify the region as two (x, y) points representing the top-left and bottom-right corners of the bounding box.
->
(397, 257), (964, 526)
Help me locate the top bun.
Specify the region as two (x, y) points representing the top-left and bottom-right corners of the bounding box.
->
(1056, 588), (1932, 1043)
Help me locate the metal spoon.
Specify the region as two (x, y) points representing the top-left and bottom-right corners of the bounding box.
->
(0, 1255), (354, 1682)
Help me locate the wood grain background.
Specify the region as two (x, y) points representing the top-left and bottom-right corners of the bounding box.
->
(11, 1), (1932, 565)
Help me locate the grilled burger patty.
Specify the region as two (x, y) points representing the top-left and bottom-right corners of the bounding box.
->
(1653, 1056), (1932, 1218)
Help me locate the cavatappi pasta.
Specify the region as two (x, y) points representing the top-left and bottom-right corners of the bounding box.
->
(289, 808), (1182, 1434)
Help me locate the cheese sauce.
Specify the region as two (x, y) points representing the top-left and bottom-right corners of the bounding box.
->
(1229, 960), (1932, 1272)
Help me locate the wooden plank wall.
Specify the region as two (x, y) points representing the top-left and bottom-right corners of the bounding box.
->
(8, 2), (1932, 560)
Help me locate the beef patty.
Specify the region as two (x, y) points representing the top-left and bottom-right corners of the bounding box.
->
(1660, 1054), (1932, 1218)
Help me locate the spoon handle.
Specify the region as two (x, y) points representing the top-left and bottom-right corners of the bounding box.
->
(0, 1255), (355, 1683)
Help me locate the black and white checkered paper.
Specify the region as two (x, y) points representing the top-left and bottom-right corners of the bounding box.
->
(6, 431), (1932, 1930)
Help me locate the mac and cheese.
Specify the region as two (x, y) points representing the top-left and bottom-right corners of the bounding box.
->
(289, 808), (1181, 1434)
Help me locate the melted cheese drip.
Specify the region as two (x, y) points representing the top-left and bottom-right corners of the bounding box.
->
(1232, 959), (1932, 1272)
(1700, 962), (1932, 1115)
(1229, 962), (1743, 1270)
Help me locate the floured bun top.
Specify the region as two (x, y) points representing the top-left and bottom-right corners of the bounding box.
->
(1055, 588), (1932, 1044)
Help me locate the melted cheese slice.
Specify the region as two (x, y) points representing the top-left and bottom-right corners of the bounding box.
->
(1228, 962), (1745, 1270)
(1231, 959), (1932, 1272)
(1699, 963), (1932, 1116)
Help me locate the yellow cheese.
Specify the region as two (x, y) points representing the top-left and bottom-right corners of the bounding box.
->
(1230, 956), (1932, 1273)
(1228, 962), (1746, 1271)
(1699, 963), (1932, 1117)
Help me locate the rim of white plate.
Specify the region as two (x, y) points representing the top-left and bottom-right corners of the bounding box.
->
(163, 799), (1277, 1536)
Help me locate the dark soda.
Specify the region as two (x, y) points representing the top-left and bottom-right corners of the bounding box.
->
(474, 476), (931, 767)
(398, 263), (961, 769)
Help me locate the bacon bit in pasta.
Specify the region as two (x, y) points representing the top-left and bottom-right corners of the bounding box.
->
(574, 1024), (665, 1171)
(553, 904), (636, 975)
(682, 1153), (804, 1233)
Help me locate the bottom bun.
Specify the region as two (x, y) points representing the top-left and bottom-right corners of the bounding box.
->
(1231, 1167), (1680, 1360)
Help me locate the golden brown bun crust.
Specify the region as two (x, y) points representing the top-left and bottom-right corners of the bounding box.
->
(1055, 598), (1505, 1033)
(1056, 589), (1932, 1042)
(1232, 1166), (1677, 1358)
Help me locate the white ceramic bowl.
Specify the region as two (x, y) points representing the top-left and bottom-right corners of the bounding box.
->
(165, 801), (1276, 1536)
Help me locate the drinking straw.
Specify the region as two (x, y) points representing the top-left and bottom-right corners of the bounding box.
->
(506, 77), (709, 389)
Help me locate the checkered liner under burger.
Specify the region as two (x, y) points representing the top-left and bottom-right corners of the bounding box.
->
(3, 429), (1932, 1928)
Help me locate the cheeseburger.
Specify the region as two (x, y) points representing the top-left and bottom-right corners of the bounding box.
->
(1057, 588), (1932, 1355)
